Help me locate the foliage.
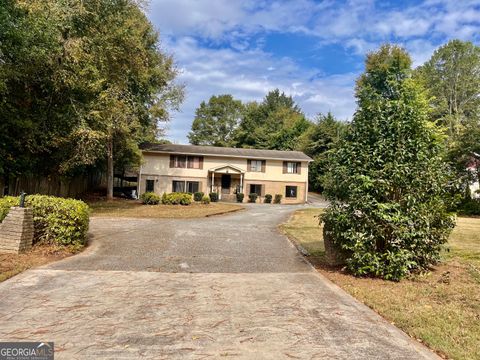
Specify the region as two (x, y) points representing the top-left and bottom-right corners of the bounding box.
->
(302, 112), (348, 192)
(264, 194), (272, 203)
(236, 193), (244, 203)
(161, 192), (192, 205)
(0, 0), (183, 197)
(0, 195), (89, 247)
(274, 194), (282, 204)
(140, 192), (160, 205)
(188, 95), (244, 146)
(322, 44), (456, 281)
(248, 193), (258, 203)
(193, 192), (204, 202)
(209, 192), (219, 202)
(201, 195), (210, 204)
(234, 90), (312, 150)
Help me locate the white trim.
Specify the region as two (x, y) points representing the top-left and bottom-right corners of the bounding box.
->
(143, 150), (312, 162)
(208, 164), (245, 174)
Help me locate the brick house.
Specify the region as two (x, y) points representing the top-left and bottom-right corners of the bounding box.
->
(138, 143), (313, 203)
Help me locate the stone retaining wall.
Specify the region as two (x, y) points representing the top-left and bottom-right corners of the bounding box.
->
(0, 207), (34, 253)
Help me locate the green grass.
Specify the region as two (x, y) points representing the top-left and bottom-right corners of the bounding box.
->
(283, 209), (480, 360)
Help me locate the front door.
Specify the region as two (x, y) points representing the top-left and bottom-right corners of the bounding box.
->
(221, 174), (231, 194)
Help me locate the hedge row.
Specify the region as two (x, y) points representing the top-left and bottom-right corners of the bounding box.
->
(0, 195), (89, 247)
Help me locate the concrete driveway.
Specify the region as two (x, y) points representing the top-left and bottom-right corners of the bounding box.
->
(0, 205), (439, 359)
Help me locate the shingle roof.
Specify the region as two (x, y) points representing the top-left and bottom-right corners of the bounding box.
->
(140, 143), (313, 161)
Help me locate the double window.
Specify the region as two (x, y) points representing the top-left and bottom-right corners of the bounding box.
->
(283, 161), (301, 174)
(248, 159), (266, 172)
(170, 155), (203, 169)
(285, 186), (297, 198)
(172, 180), (200, 193)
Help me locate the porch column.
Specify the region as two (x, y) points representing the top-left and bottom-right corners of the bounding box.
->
(211, 171), (214, 193)
(240, 173), (243, 193)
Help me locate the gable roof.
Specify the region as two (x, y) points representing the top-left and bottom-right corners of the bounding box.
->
(140, 143), (313, 162)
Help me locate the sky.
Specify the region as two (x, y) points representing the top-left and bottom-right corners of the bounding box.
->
(146, 0), (480, 143)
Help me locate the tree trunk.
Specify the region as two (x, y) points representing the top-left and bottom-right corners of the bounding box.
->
(107, 138), (114, 201)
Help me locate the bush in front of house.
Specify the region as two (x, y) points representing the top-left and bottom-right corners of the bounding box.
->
(264, 194), (272, 203)
(209, 192), (218, 202)
(0, 195), (89, 247)
(161, 192), (192, 205)
(202, 195), (210, 204)
(274, 194), (282, 204)
(248, 193), (258, 203)
(141, 192), (160, 205)
(236, 193), (244, 203)
(193, 192), (204, 202)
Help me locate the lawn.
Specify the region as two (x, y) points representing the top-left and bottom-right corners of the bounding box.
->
(89, 199), (243, 218)
(282, 208), (480, 360)
(0, 243), (76, 282)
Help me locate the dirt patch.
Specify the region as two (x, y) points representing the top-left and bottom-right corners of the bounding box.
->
(0, 244), (77, 282)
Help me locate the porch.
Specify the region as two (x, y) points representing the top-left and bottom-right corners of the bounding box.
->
(208, 165), (245, 201)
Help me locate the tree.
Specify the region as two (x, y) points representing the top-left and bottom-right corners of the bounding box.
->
(234, 89), (309, 150)
(322, 45), (455, 281)
(302, 113), (348, 192)
(0, 0), (183, 199)
(188, 95), (244, 146)
(416, 40), (480, 141)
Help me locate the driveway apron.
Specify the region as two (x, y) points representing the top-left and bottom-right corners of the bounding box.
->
(0, 204), (440, 359)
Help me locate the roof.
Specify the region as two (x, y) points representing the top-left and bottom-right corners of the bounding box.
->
(140, 143), (313, 162)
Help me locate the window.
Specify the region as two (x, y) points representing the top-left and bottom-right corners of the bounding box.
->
(284, 161), (300, 174)
(249, 184), (263, 196)
(285, 186), (297, 198)
(146, 179), (155, 192)
(250, 160), (263, 172)
(172, 180), (200, 193)
(172, 180), (185, 193)
(187, 181), (200, 193)
(170, 155), (203, 169)
(187, 156), (202, 169)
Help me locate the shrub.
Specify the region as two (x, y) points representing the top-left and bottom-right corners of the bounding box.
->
(248, 193), (258, 203)
(274, 194), (282, 204)
(264, 194), (272, 203)
(161, 192), (192, 205)
(140, 192), (160, 205)
(458, 198), (480, 216)
(209, 192), (218, 202)
(193, 192), (204, 202)
(202, 195), (210, 204)
(0, 195), (89, 247)
(236, 193), (244, 203)
(321, 45), (456, 281)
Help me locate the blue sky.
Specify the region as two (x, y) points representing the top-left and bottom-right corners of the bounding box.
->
(146, 0), (480, 143)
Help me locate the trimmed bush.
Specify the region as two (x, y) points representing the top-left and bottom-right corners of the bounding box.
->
(264, 194), (272, 203)
(0, 195), (89, 247)
(193, 192), (204, 202)
(202, 195), (210, 204)
(209, 192), (218, 202)
(161, 192), (192, 205)
(459, 198), (480, 216)
(140, 192), (160, 205)
(236, 193), (244, 203)
(248, 193), (258, 203)
(274, 194), (282, 204)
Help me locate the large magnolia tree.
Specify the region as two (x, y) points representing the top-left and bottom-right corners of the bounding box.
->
(322, 45), (456, 281)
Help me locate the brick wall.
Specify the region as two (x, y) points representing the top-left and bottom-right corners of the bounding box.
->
(0, 207), (34, 253)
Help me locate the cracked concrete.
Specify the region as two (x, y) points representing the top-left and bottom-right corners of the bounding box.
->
(0, 204), (439, 359)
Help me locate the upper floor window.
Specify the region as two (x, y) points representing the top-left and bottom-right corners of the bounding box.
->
(248, 159), (265, 172)
(170, 155), (203, 169)
(283, 161), (301, 174)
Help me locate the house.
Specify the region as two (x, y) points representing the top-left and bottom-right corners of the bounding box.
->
(138, 143), (313, 203)
(467, 156), (480, 199)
